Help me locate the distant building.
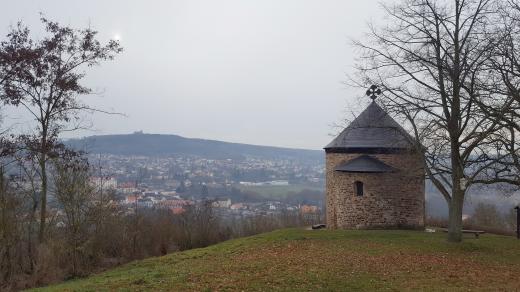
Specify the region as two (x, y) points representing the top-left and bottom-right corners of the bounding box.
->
(118, 181), (137, 189)
(324, 88), (425, 229)
(239, 180), (289, 186)
(170, 207), (185, 214)
(161, 191), (178, 197)
(300, 205), (318, 214)
(137, 197), (154, 208)
(212, 198), (231, 208)
(90, 176), (117, 190)
(230, 203), (246, 210)
(117, 181), (138, 194)
(165, 179), (180, 189)
(125, 194), (139, 204)
(158, 199), (193, 209)
(268, 180), (289, 186)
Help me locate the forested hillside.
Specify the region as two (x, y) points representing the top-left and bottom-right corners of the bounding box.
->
(67, 133), (323, 161)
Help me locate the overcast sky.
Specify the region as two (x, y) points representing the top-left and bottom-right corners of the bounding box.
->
(0, 0), (387, 150)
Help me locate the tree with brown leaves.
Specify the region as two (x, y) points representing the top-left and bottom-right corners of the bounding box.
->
(0, 17), (122, 243)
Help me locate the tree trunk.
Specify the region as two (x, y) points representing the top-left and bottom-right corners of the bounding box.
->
(448, 131), (464, 242)
(27, 204), (36, 272)
(448, 189), (464, 242)
(38, 154), (47, 243)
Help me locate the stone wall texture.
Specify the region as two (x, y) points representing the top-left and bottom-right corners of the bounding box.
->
(326, 152), (425, 229)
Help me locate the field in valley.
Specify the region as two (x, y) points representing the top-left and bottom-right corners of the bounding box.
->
(237, 184), (323, 200)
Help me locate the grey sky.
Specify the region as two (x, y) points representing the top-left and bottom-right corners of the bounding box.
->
(0, 0), (386, 150)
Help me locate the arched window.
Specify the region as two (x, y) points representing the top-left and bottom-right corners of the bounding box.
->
(354, 181), (364, 196)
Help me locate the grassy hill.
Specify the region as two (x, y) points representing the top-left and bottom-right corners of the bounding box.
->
(32, 229), (520, 291)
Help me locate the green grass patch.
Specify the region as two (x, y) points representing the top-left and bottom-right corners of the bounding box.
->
(31, 229), (520, 291)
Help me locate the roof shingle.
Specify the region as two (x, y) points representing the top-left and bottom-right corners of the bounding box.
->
(325, 102), (414, 152)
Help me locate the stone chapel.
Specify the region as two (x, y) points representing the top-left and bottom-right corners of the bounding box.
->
(324, 86), (425, 229)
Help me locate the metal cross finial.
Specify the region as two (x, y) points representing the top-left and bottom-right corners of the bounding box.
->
(366, 85), (382, 100)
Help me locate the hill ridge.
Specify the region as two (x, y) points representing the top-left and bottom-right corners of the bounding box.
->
(67, 133), (323, 161)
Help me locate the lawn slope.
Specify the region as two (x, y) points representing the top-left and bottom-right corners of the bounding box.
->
(32, 229), (520, 291)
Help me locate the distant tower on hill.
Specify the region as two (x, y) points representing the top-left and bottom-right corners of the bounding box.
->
(324, 86), (425, 229)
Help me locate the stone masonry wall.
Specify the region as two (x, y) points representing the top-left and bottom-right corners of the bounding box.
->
(326, 152), (425, 229)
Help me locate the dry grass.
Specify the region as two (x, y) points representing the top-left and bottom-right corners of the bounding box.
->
(30, 228), (520, 291)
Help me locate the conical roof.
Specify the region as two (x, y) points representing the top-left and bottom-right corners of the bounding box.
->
(325, 102), (414, 152)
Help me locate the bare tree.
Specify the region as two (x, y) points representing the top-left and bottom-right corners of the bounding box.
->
(174, 200), (222, 250)
(0, 17), (122, 242)
(476, 1), (520, 188)
(353, 0), (519, 241)
(0, 168), (21, 286)
(52, 152), (93, 277)
(470, 202), (502, 228)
